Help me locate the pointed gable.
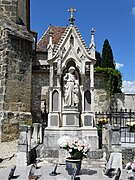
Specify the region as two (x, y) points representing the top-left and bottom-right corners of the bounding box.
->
(37, 26), (66, 52)
(52, 25), (91, 61)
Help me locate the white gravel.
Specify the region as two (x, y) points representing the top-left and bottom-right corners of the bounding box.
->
(0, 140), (18, 168)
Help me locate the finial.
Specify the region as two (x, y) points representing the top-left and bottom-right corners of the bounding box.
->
(91, 28), (95, 35)
(49, 28), (53, 36)
(48, 28), (53, 45)
(89, 27), (96, 59)
(68, 6), (76, 25)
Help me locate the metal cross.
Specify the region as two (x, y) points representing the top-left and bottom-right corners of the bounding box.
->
(68, 6), (76, 25)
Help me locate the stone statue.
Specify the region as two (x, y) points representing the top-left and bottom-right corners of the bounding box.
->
(63, 66), (79, 106)
(73, 80), (79, 106)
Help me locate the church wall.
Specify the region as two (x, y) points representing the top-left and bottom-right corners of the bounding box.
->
(31, 70), (49, 123)
(4, 35), (33, 112)
(0, 0), (18, 23)
(0, 22), (33, 142)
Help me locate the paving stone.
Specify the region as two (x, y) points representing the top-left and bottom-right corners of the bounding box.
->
(0, 165), (15, 180)
(34, 164), (113, 180)
(13, 165), (34, 180)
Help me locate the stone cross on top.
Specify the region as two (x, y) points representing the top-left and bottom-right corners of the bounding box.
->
(68, 6), (76, 25)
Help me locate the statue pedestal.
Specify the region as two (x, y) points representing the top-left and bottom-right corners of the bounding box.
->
(62, 106), (80, 127)
(39, 126), (98, 160)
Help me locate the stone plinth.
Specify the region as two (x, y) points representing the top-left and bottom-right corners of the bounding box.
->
(111, 124), (121, 152)
(48, 112), (60, 127)
(17, 125), (29, 166)
(81, 112), (94, 127)
(62, 106), (79, 127)
(40, 126), (98, 161)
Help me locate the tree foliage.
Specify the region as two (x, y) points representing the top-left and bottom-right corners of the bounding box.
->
(101, 39), (115, 69)
(94, 39), (122, 95)
(95, 51), (101, 67)
(95, 67), (122, 96)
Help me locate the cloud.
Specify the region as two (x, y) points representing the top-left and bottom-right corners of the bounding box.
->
(115, 62), (124, 69)
(131, 7), (135, 16)
(122, 80), (135, 94)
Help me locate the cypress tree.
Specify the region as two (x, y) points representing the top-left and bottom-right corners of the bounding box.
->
(101, 39), (115, 69)
(95, 51), (101, 67)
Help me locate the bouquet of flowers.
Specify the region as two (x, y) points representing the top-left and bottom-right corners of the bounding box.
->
(57, 135), (90, 160)
(97, 118), (108, 126)
(125, 159), (135, 173)
(96, 118), (108, 135)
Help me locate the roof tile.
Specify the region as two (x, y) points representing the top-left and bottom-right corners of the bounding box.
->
(37, 26), (66, 52)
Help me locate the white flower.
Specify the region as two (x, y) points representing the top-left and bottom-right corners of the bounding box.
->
(57, 135), (71, 147)
(125, 162), (131, 170)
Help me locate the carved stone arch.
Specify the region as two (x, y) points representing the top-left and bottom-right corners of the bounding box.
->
(52, 90), (59, 111)
(84, 90), (91, 111)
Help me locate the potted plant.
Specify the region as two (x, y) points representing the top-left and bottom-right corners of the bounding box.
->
(57, 135), (90, 176)
(96, 118), (108, 148)
(125, 158), (135, 178)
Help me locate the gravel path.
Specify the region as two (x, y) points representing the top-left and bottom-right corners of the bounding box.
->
(0, 140), (17, 168)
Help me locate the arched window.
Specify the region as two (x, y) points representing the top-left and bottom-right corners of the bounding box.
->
(84, 90), (91, 111)
(52, 90), (59, 111)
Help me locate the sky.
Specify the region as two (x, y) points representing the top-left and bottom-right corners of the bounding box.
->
(30, 0), (135, 94)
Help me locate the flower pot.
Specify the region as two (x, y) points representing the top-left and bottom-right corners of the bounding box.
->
(66, 158), (82, 176)
(132, 170), (135, 178)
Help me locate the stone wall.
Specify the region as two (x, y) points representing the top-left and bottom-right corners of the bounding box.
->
(0, 11), (33, 142)
(1, 28), (33, 112)
(17, 0), (30, 29)
(0, 0), (18, 23)
(94, 72), (110, 112)
(31, 69), (49, 123)
(111, 93), (135, 111)
(1, 111), (31, 142)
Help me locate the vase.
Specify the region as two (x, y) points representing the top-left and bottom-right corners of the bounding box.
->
(65, 158), (82, 176)
(133, 169), (135, 179)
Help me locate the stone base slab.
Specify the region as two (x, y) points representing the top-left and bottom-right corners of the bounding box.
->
(40, 127), (98, 160)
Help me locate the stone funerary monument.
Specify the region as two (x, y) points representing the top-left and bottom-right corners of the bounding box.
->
(42, 7), (98, 153)
(0, 0), (99, 152)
